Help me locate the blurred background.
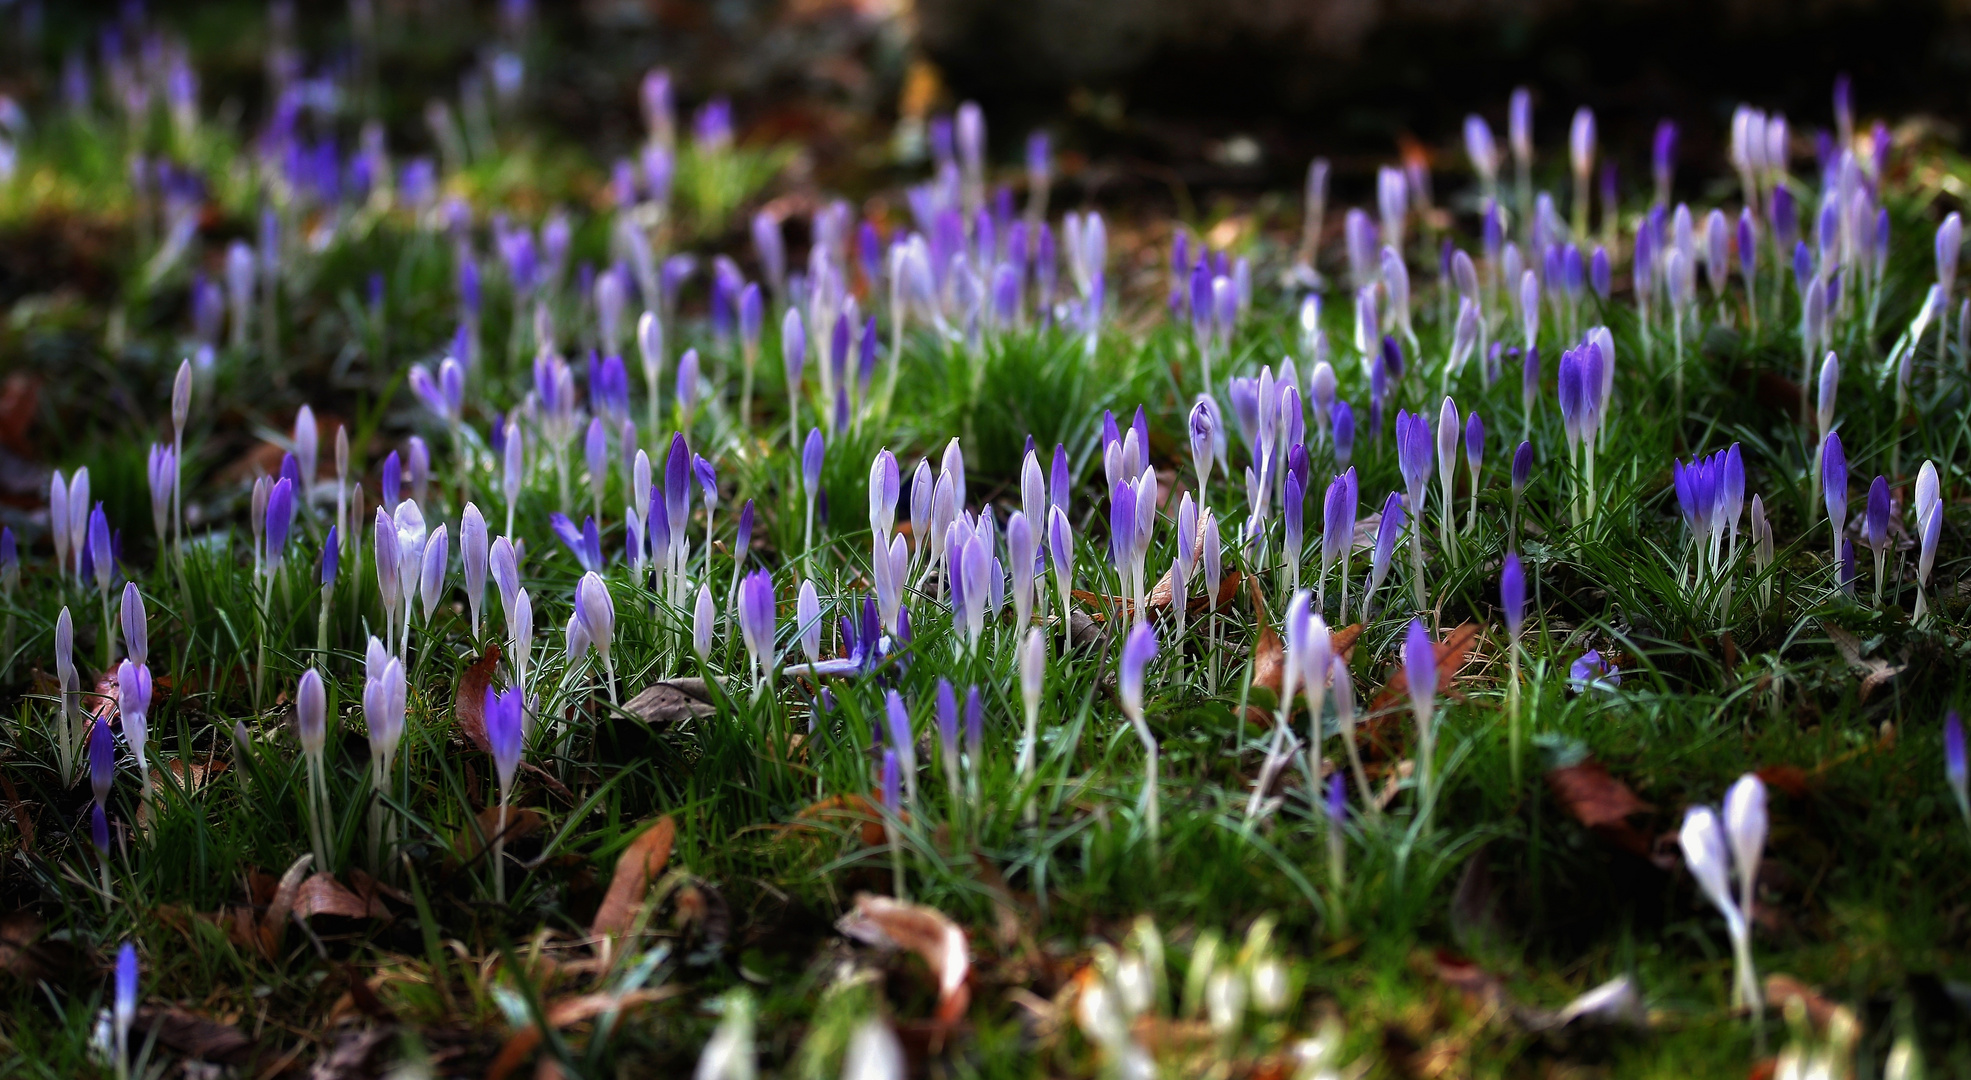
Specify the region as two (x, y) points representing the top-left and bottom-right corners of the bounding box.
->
(2, 0), (1963, 207)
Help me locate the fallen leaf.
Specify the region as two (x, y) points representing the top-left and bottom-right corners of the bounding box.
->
(306, 1024), (391, 1079)
(1821, 621), (1906, 703)
(1369, 622), (1483, 716)
(1764, 974), (1851, 1031)
(0, 773), (32, 851)
(0, 910), (80, 985)
(1547, 759), (1656, 858)
(589, 816), (677, 938)
(453, 806), (545, 863)
(781, 793), (892, 847)
(1252, 622), (1364, 700)
(837, 893), (971, 1025)
(621, 681), (716, 726)
(259, 853), (316, 959)
(0, 373), (40, 454)
(291, 873), (390, 923)
(486, 989), (680, 1080)
(455, 646), (502, 755)
(134, 1006), (254, 1064)
(1754, 764), (1812, 799)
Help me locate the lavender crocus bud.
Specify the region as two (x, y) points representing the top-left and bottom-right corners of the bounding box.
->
(418, 523), (449, 621)
(1816, 351), (1839, 439)
(781, 307), (806, 391)
(1679, 803), (1747, 942)
(114, 941), (138, 1066)
(1320, 470), (1355, 580)
(1823, 431), (1848, 560)
(1465, 114), (1499, 187)
(484, 686), (524, 799)
(870, 449), (900, 541)
(1367, 490), (1403, 606)
(1404, 619), (1436, 723)
(1501, 551), (1526, 640)
(146, 445), (174, 542)
(1947, 710), (1968, 817)
(121, 583), (147, 666)
(1512, 441), (1533, 495)
(796, 579), (822, 664)
(737, 570), (777, 684)
(692, 584), (716, 663)
(88, 712), (113, 810)
(1940, 212), (1963, 301)
(1020, 625), (1046, 719)
(119, 659), (153, 778)
(1723, 773), (1767, 921)
(803, 428), (825, 494)
(1570, 106), (1596, 181)
(296, 667), (326, 757)
(48, 471), (69, 577)
(1119, 621), (1158, 723)
(88, 503), (113, 594)
(172, 358), (193, 440)
(1509, 87), (1532, 167)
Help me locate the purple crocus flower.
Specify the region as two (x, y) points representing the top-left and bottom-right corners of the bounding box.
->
(1946, 711), (1968, 823)
(1332, 401), (1355, 466)
(936, 679), (960, 787)
(114, 941), (138, 1066)
(484, 685), (525, 798)
(1822, 431), (1848, 565)
(89, 714), (115, 811)
(121, 583), (147, 667)
(549, 513), (603, 572)
(87, 503), (113, 593)
(803, 428), (826, 493)
(1865, 474), (1891, 599)
(1501, 552), (1526, 640)
(1511, 441), (1532, 496)
(737, 570), (777, 686)
(1568, 649), (1621, 691)
(1363, 490), (1404, 619)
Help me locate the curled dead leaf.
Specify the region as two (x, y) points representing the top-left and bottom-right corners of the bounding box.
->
(1547, 759), (1656, 858)
(454, 646), (503, 755)
(837, 892), (971, 1025)
(453, 806), (545, 863)
(259, 853), (316, 959)
(134, 1006), (255, 1064)
(621, 681), (716, 726)
(781, 793), (893, 847)
(291, 873), (390, 923)
(485, 989), (681, 1080)
(1370, 622), (1483, 716)
(589, 816), (677, 938)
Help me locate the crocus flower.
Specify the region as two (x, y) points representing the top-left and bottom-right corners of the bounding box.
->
(1947, 710), (1969, 829)
(113, 941), (138, 1073)
(738, 570), (777, 689)
(146, 443), (174, 544)
(1403, 618), (1441, 822)
(89, 712), (114, 814)
(1463, 412), (1484, 530)
(1119, 621), (1162, 842)
(693, 584), (716, 663)
(1864, 475), (1891, 603)
(796, 579), (823, 665)
(1679, 780), (1764, 1013)
(419, 523), (449, 624)
(1360, 491), (1404, 621)
(460, 504), (489, 638)
(575, 571), (617, 702)
(120, 583), (147, 667)
(549, 513), (604, 573)
(1568, 650), (1621, 692)
(483, 683), (526, 899)
(1320, 469), (1357, 620)
(296, 666), (331, 870)
(1822, 431), (1847, 566)
(88, 502), (113, 597)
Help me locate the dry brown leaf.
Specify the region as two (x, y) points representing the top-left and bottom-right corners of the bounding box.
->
(1368, 622), (1483, 716)
(1764, 974), (1851, 1031)
(589, 816), (677, 938)
(621, 681), (716, 726)
(837, 892), (971, 1025)
(1821, 621), (1906, 703)
(306, 1024), (391, 1079)
(259, 853), (316, 959)
(485, 989), (680, 1080)
(134, 1006), (254, 1064)
(455, 645), (503, 755)
(1547, 759), (1656, 858)
(1252, 623), (1364, 699)
(0, 912), (52, 982)
(291, 873), (389, 923)
(0, 772), (32, 852)
(453, 806), (545, 862)
(781, 793), (892, 847)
